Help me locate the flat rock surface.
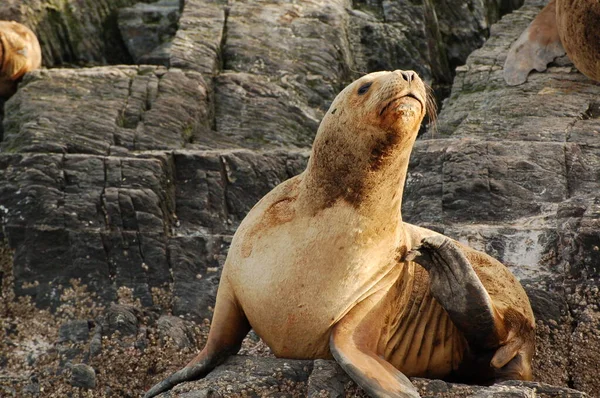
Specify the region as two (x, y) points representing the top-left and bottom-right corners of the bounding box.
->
(1, 0), (598, 397)
(157, 356), (588, 398)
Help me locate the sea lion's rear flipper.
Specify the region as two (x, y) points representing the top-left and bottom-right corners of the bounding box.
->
(144, 284), (251, 398)
(503, 0), (565, 86)
(330, 289), (421, 398)
(406, 235), (534, 381)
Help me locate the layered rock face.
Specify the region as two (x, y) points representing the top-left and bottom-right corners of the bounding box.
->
(0, 0), (140, 66)
(0, 0), (521, 321)
(1, 0), (598, 397)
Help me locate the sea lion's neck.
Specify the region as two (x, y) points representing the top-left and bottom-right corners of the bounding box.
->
(301, 132), (415, 231)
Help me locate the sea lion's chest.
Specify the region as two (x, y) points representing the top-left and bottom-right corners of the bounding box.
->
(227, 199), (403, 357)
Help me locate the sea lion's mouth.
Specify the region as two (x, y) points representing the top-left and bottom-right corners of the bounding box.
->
(379, 93), (423, 117)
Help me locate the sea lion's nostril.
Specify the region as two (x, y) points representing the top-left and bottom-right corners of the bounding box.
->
(401, 71), (413, 84)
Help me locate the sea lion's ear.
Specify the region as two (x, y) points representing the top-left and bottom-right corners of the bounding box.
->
(503, 0), (565, 86)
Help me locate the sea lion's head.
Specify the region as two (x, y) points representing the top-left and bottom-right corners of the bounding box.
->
(318, 70), (432, 147)
(0, 21), (42, 98)
(306, 70), (435, 210)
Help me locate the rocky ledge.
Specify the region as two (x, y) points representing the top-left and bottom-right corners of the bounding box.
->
(160, 356), (588, 398)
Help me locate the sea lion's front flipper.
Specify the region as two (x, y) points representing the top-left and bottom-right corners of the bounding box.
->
(503, 0), (565, 86)
(144, 282), (251, 398)
(405, 235), (501, 351)
(330, 288), (421, 398)
(406, 235), (534, 382)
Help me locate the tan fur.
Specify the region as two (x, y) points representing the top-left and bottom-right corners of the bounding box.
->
(504, 0), (600, 85)
(146, 71), (535, 398)
(0, 21), (42, 98)
(219, 71), (532, 374)
(556, 0), (600, 82)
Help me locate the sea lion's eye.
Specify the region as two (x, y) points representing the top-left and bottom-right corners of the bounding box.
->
(357, 82), (372, 95)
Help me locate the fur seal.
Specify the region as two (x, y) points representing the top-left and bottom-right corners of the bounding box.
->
(504, 0), (600, 85)
(145, 70), (535, 398)
(0, 21), (42, 98)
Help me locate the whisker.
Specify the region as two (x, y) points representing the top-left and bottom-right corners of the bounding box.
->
(424, 83), (438, 137)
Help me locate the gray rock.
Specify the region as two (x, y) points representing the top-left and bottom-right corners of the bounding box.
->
(69, 363), (97, 389)
(2, 66), (212, 154)
(168, 356), (313, 397)
(0, 0), (139, 66)
(169, 234), (229, 321)
(103, 303), (139, 337)
(139, 42), (174, 67)
(169, 0), (226, 75)
(58, 320), (90, 343)
(89, 318), (104, 357)
(118, 0), (181, 64)
(177, 391), (222, 398)
(58, 346), (83, 365)
(159, 357), (588, 397)
(413, 378), (589, 397)
(0, 385), (16, 397)
(307, 359), (348, 398)
(0, 0), (523, 313)
(22, 375), (40, 396)
(157, 315), (195, 348)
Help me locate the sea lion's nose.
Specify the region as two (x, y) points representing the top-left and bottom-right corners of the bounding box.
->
(395, 70), (415, 84)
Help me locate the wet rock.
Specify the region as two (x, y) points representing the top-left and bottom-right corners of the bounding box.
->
(69, 363), (96, 389)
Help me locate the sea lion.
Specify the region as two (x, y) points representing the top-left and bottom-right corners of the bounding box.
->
(145, 70), (535, 398)
(504, 0), (600, 85)
(0, 21), (42, 98)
